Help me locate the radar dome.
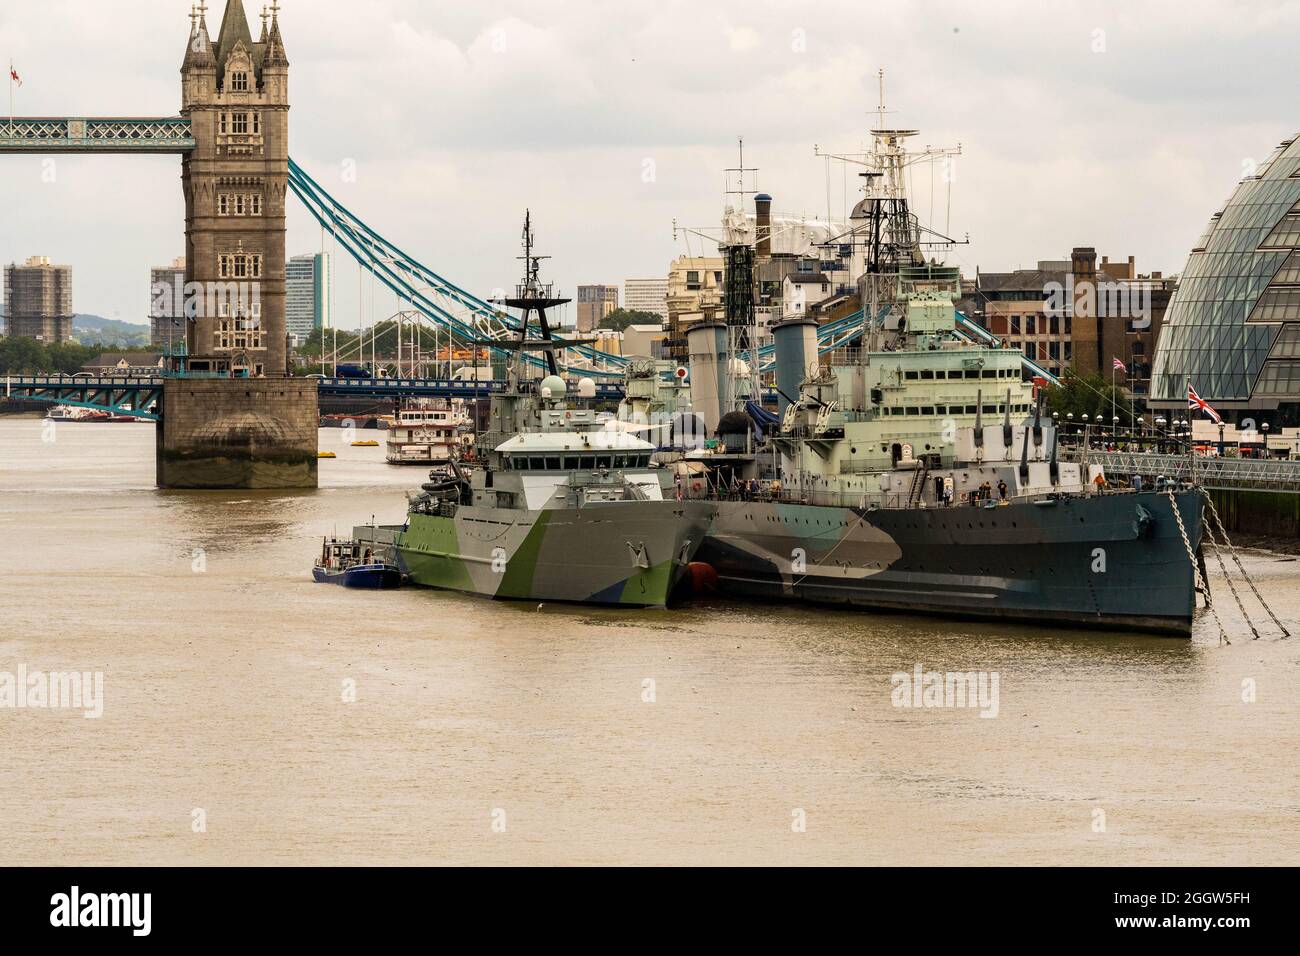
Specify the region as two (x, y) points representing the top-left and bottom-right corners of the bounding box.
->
(577, 377), (597, 398)
(539, 375), (567, 400)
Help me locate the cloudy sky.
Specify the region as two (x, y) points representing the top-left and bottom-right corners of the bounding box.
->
(0, 0), (1295, 328)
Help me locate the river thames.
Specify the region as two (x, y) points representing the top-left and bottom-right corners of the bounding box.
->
(0, 416), (1296, 866)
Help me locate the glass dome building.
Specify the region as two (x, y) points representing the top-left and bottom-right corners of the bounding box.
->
(1151, 134), (1300, 422)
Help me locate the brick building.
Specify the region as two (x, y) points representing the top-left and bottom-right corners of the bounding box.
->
(973, 247), (1173, 397)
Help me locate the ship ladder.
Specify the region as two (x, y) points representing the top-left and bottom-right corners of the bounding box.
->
(907, 459), (930, 509)
(1198, 487), (1290, 640)
(1167, 489), (1230, 645)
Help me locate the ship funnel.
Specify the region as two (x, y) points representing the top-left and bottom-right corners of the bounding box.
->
(772, 318), (819, 419)
(755, 193), (773, 258)
(686, 321), (729, 436)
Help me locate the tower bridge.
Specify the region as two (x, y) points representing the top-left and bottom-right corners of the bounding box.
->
(2, 1), (1058, 491)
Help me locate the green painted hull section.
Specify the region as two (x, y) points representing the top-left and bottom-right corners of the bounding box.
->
(497, 511), (552, 600)
(617, 558), (676, 606)
(394, 514), (476, 593)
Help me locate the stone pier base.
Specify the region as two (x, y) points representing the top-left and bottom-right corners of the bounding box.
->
(156, 378), (318, 489)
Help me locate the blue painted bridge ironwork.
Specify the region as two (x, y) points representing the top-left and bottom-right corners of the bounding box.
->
(312, 376), (626, 401)
(3, 375), (163, 419)
(0, 117), (196, 153)
(3, 375), (629, 421)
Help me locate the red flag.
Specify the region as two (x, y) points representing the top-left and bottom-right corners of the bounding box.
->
(1188, 382), (1221, 424)
(9, 63), (21, 87)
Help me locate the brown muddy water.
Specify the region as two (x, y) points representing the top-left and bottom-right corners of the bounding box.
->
(0, 416), (1296, 865)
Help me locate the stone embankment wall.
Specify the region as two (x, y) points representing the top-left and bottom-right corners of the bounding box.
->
(1207, 489), (1300, 538)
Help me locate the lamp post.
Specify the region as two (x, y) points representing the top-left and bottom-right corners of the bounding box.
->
(1218, 420), (1225, 459)
(1262, 421), (1271, 459)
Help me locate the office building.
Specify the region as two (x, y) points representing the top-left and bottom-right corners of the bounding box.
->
(974, 248), (1173, 394)
(663, 256), (725, 361)
(150, 256), (187, 349)
(3, 256), (74, 343)
(623, 277), (669, 319)
(286, 252), (330, 346)
(576, 284), (618, 332)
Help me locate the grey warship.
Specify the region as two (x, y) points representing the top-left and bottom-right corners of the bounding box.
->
(679, 126), (1205, 635)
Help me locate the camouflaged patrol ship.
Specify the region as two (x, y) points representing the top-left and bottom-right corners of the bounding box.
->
(362, 214), (713, 608)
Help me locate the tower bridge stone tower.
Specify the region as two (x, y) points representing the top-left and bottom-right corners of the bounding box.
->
(158, 0), (316, 489)
(180, 0), (290, 376)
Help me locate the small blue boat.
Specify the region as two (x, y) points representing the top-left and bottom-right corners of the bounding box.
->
(313, 538), (403, 589)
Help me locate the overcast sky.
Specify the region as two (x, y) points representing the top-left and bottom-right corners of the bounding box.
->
(0, 0), (1296, 328)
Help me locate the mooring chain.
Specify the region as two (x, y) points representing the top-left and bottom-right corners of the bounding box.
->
(1167, 490), (1228, 645)
(1200, 489), (1291, 639)
(1200, 513), (1261, 641)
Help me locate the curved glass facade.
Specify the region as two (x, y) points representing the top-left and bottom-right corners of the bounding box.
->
(1151, 135), (1300, 409)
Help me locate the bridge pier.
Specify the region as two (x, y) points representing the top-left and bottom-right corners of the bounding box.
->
(156, 379), (318, 489)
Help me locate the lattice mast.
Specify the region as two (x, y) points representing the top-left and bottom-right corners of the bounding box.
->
(814, 70), (964, 348)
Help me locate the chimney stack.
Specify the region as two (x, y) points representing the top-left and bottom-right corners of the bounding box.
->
(755, 193), (773, 258)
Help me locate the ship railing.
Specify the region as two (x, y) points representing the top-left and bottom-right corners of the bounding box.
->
(700, 484), (1108, 510)
(1070, 449), (1300, 494)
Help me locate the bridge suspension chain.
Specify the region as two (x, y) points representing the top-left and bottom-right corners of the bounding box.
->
(287, 159), (628, 378)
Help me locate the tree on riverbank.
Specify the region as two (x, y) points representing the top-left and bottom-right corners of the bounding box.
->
(1041, 370), (1134, 425)
(0, 338), (130, 375)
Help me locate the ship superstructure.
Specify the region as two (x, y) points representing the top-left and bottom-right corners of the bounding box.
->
(683, 112), (1206, 635)
(385, 399), (467, 466)
(361, 214), (714, 607)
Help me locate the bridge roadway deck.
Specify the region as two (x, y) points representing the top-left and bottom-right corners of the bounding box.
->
(3, 374), (629, 422)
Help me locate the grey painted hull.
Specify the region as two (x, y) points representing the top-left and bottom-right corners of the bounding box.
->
(697, 490), (1204, 636)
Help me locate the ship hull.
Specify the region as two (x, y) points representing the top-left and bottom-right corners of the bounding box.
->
(312, 564), (404, 589)
(696, 490), (1204, 636)
(393, 500), (715, 608)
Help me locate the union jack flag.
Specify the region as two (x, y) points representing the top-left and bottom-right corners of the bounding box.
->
(1112, 357), (1127, 373)
(8, 63), (20, 87)
(1188, 382), (1222, 424)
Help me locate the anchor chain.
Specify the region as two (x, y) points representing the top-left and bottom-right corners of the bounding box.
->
(1201, 514), (1261, 641)
(1167, 489), (1228, 644)
(1199, 488), (1291, 638)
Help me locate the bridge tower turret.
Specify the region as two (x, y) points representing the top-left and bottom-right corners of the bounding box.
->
(160, 1), (314, 489)
(180, 0), (290, 377)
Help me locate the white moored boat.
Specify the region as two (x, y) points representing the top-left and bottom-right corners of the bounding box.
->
(385, 400), (466, 466)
